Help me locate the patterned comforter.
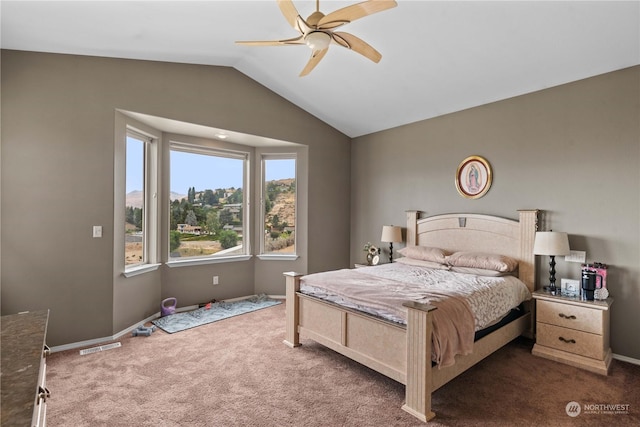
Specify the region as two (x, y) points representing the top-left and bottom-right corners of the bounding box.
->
(300, 262), (531, 367)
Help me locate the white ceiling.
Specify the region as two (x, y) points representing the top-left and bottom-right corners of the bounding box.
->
(2, 1), (639, 138)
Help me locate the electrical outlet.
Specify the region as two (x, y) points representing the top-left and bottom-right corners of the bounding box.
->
(565, 250), (586, 263)
(213, 276), (219, 285)
(92, 225), (102, 238)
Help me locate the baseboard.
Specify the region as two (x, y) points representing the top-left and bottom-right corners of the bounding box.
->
(49, 294), (282, 353)
(612, 353), (640, 366)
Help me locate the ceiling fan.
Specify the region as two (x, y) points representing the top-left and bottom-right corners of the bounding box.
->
(236, 0), (398, 76)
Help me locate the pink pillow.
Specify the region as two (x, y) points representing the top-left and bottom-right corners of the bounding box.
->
(395, 257), (450, 270)
(397, 246), (449, 264)
(446, 251), (518, 273)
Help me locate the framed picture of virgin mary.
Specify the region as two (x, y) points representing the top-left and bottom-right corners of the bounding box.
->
(455, 155), (492, 199)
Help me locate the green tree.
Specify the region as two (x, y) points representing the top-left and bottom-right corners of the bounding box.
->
(170, 199), (182, 230)
(125, 206), (135, 225)
(133, 207), (143, 230)
(265, 197), (273, 215)
(206, 210), (220, 235)
(219, 209), (234, 226)
(169, 230), (181, 252)
(203, 189), (217, 205)
(227, 188), (243, 204)
(185, 210), (198, 226)
(271, 214), (280, 230)
(219, 230), (238, 249)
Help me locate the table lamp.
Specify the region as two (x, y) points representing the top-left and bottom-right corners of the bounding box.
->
(533, 231), (570, 295)
(381, 225), (402, 263)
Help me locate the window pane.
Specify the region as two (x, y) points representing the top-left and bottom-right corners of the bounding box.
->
(169, 149), (246, 260)
(125, 135), (145, 266)
(263, 158), (296, 254)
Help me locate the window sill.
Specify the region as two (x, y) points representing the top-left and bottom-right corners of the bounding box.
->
(256, 254), (299, 261)
(123, 263), (161, 278)
(166, 255), (252, 268)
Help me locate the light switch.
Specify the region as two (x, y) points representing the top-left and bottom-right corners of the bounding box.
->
(93, 226), (103, 238)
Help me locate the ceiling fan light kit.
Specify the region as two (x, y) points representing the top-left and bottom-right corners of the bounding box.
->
(305, 31), (331, 52)
(236, 0), (398, 76)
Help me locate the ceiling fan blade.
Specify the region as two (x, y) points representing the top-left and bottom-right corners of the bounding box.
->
(332, 32), (382, 63)
(236, 36), (304, 46)
(318, 0), (398, 29)
(277, 0), (302, 29)
(299, 48), (328, 77)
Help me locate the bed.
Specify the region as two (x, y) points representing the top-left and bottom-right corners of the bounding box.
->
(283, 209), (538, 422)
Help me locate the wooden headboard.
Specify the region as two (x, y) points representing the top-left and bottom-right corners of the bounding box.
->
(406, 210), (539, 292)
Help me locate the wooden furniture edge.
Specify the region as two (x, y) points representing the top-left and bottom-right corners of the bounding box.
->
(532, 292), (613, 311)
(402, 301), (437, 422)
(532, 344), (612, 376)
(283, 272), (303, 348)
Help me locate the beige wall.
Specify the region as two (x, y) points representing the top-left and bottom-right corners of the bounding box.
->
(351, 66), (640, 360)
(2, 49), (638, 361)
(1, 50), (351, 346)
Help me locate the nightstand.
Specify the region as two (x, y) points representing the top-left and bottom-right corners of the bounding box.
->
(532, 290), (613, 375)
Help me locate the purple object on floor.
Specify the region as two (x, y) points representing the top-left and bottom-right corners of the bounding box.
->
(161, 297), (177, 317)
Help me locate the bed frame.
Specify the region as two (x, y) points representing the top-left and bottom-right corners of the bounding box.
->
(284, 209), (539, 422)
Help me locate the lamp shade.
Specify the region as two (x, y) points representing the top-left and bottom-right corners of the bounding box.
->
(533, 232), (570, 256)
(381, 225), (402, 243)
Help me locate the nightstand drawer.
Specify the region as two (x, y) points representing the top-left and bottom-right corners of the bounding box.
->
(536, 323), (605, 360)
(537, 300), (603, 334)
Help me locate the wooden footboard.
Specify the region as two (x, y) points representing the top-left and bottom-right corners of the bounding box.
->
(284, 272), (438, 421)
(283, 272), (530, 423)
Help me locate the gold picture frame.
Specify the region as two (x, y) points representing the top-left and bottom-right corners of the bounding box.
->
(455, 155), (492, 199)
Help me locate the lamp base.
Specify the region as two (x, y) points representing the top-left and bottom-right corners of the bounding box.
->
(543, 286), (558, 296)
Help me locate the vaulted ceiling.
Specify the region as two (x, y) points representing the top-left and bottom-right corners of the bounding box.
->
(2, 1), (638, 138)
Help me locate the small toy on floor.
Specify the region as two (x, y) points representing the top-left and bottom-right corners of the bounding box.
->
(199, 299), (218, 309)
(132, 325), (157, 337)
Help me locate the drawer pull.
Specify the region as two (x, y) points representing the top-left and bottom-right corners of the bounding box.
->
(558, 313), (576, 320)
(558, 337), (576, 344)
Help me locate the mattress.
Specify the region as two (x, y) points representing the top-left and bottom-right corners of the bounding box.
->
(299, 262), (531, 367)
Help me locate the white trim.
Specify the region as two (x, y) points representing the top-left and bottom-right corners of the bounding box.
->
(170, 140), (249, 160)
(123, 263), (161, 277)
(166, 255), (252, 268)
(612, 353), (640, 366)
(256, 254), (299, 261)
(259, 154), (297, 256)
(49, 295), (281, 353)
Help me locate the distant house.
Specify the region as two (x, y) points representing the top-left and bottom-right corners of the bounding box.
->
(222, 224), (243, 234)
(176, 224), (202, 235)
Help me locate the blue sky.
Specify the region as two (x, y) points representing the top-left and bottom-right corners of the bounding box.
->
(126, 137), (295, 194)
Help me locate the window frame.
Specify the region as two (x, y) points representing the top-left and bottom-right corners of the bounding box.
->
(257, 153), (298, 261)
(123, 127), (160, 277)
(166, 140), (252, 268)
